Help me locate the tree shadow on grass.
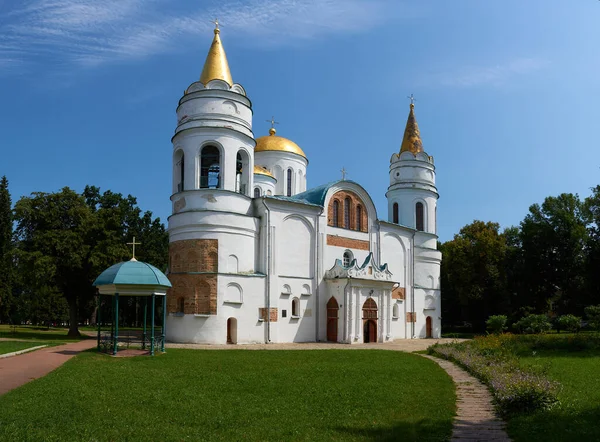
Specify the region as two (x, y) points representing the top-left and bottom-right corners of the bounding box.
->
(334, 417), (452, 442)
(508, 406), (600, 441)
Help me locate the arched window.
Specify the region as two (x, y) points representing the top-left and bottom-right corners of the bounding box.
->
(236, 150), (249, 195)
(286, 168), (293, 196)
(178, 154), (185, 192)
(356, 205), (362, 231)
(177, 297), (185, 313)
(393, 202), (399, 224)
(254, 187), (261, 198)
(267, 190), (272, 196)
(343, 250), (353, 267)
(291, 297), (300, 317)
(392, 304), (399, 319)
(200, 146), (220, 189)
(344, 197), (351, 229)
(332, 200), (339, 227)
(416, 202), (424, 231)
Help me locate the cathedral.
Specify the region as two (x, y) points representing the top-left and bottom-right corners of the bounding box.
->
(166, 25), (441, 344)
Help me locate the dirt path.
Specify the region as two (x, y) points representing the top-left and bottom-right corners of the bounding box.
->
(0, 339), (97, 396)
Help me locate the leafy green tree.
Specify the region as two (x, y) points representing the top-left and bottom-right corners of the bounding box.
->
(0, 176), (14, 323)
(584, 305), (600, 330)
(584, 186), (600, 307)
(486, 315), (508, 334)
(515, 314), (552, 334)
(556, 314), (581, 333)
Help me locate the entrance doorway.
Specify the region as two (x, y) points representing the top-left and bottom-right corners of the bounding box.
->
(326, 297), (339, 342)
(426, 316), (432, 338)
(227, 317), (237, 344)
(362, 298), (378, 343)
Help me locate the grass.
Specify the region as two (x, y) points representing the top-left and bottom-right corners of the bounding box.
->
(0, 341), (47, 355)
(0, 349), (455, 442)
(507, 348), (600, 442)
(0, 325), (90, 341)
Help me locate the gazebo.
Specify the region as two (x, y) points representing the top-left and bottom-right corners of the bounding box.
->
(93, 258), (172, 356)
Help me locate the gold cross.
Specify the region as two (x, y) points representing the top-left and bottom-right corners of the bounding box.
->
(407, 94), (416, 105)
(340, 167), (348, 180)
(266, 116), (279, 129)
(127, 236), (141, 261)
(211, 18), (219, 30)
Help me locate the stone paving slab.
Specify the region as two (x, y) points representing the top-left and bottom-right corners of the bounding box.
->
(420, 355), (511, 442)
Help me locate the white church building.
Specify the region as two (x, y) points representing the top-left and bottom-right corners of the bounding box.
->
(166, 25), (441, 344)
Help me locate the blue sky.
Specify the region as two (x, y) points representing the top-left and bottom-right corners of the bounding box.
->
(1, 0), (599, 242)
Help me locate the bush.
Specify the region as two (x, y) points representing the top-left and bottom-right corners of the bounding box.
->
(515, 314), (552, 334)
(486, 315), (508, 334)
(556, 314), (581, 333)
(428, 335), (561, 416)
(585, 305), (600, 330)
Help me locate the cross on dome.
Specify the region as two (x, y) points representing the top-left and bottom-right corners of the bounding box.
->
(407, 94), (416, 107)
(266, 116), (279, 129)
(127, 236), (141, 261)
(211, 18), (219, 31)
(340, 167), (348, 180)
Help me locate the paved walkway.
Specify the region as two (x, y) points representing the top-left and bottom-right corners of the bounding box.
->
(0, 339), (97, 396)
(421, 355), (511, 442)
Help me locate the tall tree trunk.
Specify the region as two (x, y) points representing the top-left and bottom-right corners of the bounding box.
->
(67, 296), (81, 337)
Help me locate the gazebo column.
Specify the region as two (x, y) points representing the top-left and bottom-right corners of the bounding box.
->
(97, 295), (101, 351)
(142, 297), (147, 350)
(150, 293), (155, 356)
(161, 295), (166, 352)
(113, 293), (119, 356)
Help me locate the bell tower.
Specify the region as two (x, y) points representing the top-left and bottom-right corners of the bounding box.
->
(386, 100), (438, 235)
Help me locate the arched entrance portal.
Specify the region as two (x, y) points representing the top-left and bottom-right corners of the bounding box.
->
(362, 298), (378, 343)
(426, 316), (432, 338)
(326, 297), (339, 342)
(227, 317), (237, 344)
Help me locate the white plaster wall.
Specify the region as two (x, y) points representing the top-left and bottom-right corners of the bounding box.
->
(254, 151), (307, 196)
(275, 277), (316, 342)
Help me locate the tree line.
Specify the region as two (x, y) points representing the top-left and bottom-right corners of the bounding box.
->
(440, 187), (600, 331)
(0, 177), (168, 335)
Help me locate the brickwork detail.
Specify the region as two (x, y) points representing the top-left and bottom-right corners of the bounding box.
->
(327, 190), (368, 232)
(326, 235), (370, 251)
(406, 312), (416, 322)
(167, 239), (219, 315)
(259, 308), (278, 322)
(392, 287), (405, 300)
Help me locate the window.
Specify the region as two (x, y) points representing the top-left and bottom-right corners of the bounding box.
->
(200, 146), (220, 189)
(178, 154), (185, 192)
(356, 205), (362, 231)
(254, 187), (261, 198)
(286, 168), (292, 197)
(282, 310), (287, 318)
(343, 250), (353, 267)
(332, 200), (339, 227)
(393, 202), (399, 224)
(177, 297), (185, 313)
(416, 202), (424, 231)
(393, 304), (399, 319)
(291, 298), (300, 317)
(236, 150), (249, 195)
(344, 197), (351, 229)
(267, 190), (272, 196)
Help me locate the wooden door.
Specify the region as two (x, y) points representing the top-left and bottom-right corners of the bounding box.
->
(426, 316), (432, 338)
(327, 297), (339, 342)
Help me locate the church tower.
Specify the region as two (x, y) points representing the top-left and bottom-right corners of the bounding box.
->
(167, 23), (259, 339)
(386, 101), (438, 235)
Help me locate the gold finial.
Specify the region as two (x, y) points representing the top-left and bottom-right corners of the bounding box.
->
(127, 236), (141, 261)
(399, 96), (423, 155)
(266, 116), (279, 135)
(199, 19), (233, 86)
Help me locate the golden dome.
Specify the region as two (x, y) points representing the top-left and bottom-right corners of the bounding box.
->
(255, 128), (307, 159)
(199, 27), (233, 86)
(253, 165), (275, 179)
(399, 103), (424, 155)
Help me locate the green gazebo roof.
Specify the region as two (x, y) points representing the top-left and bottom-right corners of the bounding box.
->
(93, 260), (171, 288)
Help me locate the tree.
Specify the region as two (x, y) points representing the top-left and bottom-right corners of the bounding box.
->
(0, 176), (14, 323)
(13, 186), (168, 335)
(584, 186), (600, 307)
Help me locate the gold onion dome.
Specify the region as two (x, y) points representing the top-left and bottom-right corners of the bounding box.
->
(253, 165), (275, 179)
(199, 27), (233, 86)
(255, 128), (307, 159)
(399, 103), (424, 155)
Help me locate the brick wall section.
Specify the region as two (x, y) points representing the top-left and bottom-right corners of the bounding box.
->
(167, 239), (219, 315)
(327, 235), (370, 251)
(327, 190), (368, 232)
(259, 308), (278, 322)
(406, 312), (416, 323)
(392, 287), (405, 300)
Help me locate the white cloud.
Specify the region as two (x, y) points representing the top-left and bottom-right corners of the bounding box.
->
(0, 0), (404, 72)
(434, 58), (549, 88)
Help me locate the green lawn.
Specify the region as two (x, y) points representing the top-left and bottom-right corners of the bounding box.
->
(507, 349), (600, 442)
(0, 325), (90, 341)
(0, 349), (455, 442)
(0, 341), (46, 355)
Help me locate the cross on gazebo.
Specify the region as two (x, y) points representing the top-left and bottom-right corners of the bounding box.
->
(211, 18), (220, 30)
(266, 116), (279, 129)
(127, 237), (141, 261)
(407, 94), (416, 106)
(340, 167), (348, 180)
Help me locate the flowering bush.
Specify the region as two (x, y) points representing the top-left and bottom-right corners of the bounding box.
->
(429, 335), (560, 416)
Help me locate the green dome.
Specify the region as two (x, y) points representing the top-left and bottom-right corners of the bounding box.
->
(93, 260), (171, 288)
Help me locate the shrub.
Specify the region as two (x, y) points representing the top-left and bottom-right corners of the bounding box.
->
(515, 314), (552, 334)
(486, 315), (508, 334)
(585, 305), (600, 330)
(556, 314), (581, 333)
